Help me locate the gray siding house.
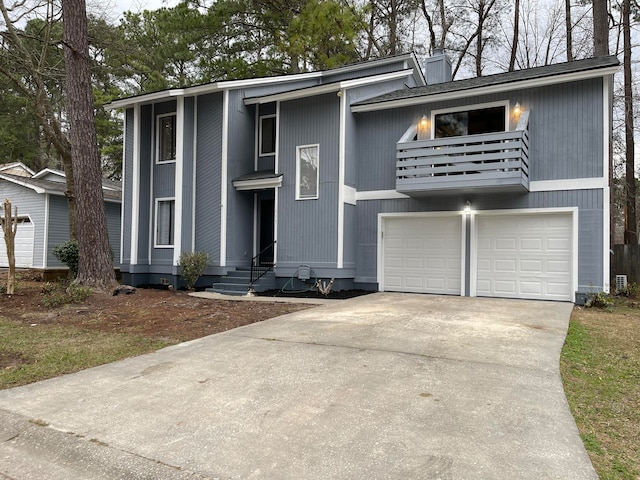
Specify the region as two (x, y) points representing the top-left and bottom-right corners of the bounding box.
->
(0, 168), (121, 272)
(108, 52), (618, 302)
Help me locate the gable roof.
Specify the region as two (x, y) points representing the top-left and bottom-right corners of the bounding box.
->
(0, 162), (35, 177)
(105, 53), (426, 110)
(0, 173), (121, 203)
(352, 56), (620, 112)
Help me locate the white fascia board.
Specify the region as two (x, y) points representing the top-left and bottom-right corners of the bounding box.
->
(355, 190), (409, 201)
(0, 174), (46, 193)
(529, 178), (607, 191)
(105, 88), (187, 110)
(32, 168), (65, 179)
(351, 66), (620, 113)
(245, 70), (416, 105)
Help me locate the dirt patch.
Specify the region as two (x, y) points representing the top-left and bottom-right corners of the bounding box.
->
(0, 280), (315, 343)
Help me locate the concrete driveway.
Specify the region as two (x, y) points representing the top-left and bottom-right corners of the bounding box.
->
(0, 293), (596, 479)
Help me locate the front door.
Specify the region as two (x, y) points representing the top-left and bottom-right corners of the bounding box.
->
(258, 198), (275, 265)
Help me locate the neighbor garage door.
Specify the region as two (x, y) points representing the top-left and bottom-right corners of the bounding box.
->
(0, 218), (34, 268)
(383, 216), (462, 295)
(476, 213), (572, 301)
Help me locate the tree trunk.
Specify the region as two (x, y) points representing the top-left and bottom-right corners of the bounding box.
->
(62, 0), (117, 289)
(509, 0), (520, 71)
(1, 199), (17, 295)
(476, 0), (485, 76)
(593, 0), (609, 57)
(565, 0), (573, 61)
(623, 0), (637, 244)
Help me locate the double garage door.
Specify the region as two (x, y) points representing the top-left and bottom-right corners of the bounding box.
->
(0, 218), (35, 268)
(382, 213), (573, 301)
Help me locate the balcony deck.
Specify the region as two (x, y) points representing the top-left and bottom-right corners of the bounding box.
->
(396, 113), (529, 195)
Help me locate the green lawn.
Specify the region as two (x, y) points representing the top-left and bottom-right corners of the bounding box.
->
(0, 319), (169, 390)
(561, 299), (640, 480)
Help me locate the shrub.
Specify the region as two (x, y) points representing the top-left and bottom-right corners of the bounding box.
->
(178, 251), (209, 290)
(42, 282), (92, 307)
(52, 240), (79, 278)
(585, 290), (613, 309)
(616, 282), (640, 298)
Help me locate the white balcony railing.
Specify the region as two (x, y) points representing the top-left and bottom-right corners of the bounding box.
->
(396, 112), (529, 194)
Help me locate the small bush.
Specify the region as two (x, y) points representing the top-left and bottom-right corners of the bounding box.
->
(178, 251), (209, 290)
(585, 290), (613, 309)
(42, 282), (92, 307)
(52, 240), (79, 278)
(616, 282), (640, 298)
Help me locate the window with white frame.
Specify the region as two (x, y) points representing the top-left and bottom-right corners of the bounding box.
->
(157, 113), (177, 162)
(155, 199), (175, 247)
(296, 144), (319, 200)
(259, 115), (276, 156)
(433, 103), (507, 139)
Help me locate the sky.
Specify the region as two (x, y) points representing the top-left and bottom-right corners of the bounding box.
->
(90, 0), (177, 22)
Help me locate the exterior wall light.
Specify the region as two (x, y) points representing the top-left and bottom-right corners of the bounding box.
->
(513, 101), (521, 115)
(464, 201), (471, 214)
(417, 115), (429, 140)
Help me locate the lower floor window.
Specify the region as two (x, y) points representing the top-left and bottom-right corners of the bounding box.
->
(155, 199), (175, 247)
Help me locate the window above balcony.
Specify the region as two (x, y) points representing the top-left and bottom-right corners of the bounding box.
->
(434, 103), (507, 138)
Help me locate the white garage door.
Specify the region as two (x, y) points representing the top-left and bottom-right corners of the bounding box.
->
(0, 218), (35, 268)
(476, 214), (572, 301)
(383, 216), (462, 295)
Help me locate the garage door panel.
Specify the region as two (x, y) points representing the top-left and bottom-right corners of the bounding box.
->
(477, 214), (572, 301)
(383, 216), (462, 295)
(0, 219), (34, 268)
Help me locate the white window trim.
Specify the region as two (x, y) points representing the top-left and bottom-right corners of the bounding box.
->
(258, 114), (277, 157)
(295, 143), (320, 201)
(155, 112), (177, 164)
(154, 197), (175, 248)
(430, 100), (510, 138)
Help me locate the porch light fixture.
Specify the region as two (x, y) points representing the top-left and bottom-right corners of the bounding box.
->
(464, 201), (471, 214)
(417, 114), (429, 141)
(513, 101), (521, 115)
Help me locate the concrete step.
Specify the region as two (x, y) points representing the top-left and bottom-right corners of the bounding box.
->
(209, 282), (250, 295)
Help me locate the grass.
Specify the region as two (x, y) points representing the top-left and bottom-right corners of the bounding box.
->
(0, 319), (169, 390)
(561, 297), (640, 480)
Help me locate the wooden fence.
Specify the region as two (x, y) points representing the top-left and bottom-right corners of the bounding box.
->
(613, 244), (640, 284)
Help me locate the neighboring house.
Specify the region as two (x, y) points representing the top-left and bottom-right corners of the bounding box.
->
(0, 162), (35, 178)
(107, 52), (618, 302)
(0, 168), (121, 272)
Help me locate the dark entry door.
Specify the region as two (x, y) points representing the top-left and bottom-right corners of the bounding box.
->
(259, 198), (275, 265)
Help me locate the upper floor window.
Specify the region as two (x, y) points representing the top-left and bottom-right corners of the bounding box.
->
(433, 103), (506, 138)
(155, 198), (175, 247)
(157, 113), (177, 163)
(259, 115), (276, 156)
(296, 144), (319, 200)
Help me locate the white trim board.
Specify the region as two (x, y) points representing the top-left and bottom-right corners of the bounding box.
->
(352, 66), (619, 113)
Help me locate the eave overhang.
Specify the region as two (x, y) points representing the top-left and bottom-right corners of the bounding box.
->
(351, 64), (620, 113)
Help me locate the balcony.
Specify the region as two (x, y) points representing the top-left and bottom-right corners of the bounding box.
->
(396, 112), (529, 195)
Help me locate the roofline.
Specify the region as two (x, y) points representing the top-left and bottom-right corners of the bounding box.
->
(0, 173), (45, 193)
(104, 53), (422, 110)
(0, 173), (122, 203)
(244, 69), (416, 105)
(351, 64), (619, 113)
(32, 167), (65, 179)
(0, 162), (36, 176)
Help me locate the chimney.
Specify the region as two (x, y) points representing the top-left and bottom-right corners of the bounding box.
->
(424, 48), (452, 85)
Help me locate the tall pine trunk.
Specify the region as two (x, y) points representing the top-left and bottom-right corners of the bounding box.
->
(509, 0), (520, 71)
(623, 0), (637, 244)
(565, 0), (573, 61)
(62, 0), (116, 289)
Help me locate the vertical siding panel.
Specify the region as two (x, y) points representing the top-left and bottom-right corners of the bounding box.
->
(195, 92), (223, 264)
(225, 90), (255, 267)
(122, 108), (134, 264)
(137, 104), (152, 264)
(277, 93), (340, 268)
